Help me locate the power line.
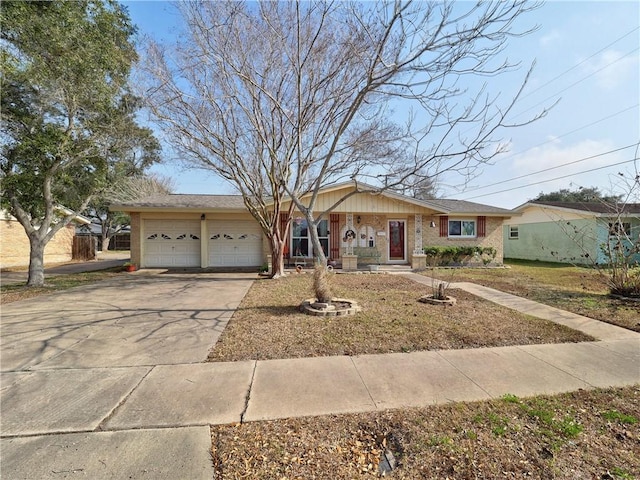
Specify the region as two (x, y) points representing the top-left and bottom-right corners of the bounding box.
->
(520, 26), (639, 101)
(473, 104), (639, 178)
(512, 46), (640, 120)
(461, 141), (638, 195)
(461, 157), (638, 200)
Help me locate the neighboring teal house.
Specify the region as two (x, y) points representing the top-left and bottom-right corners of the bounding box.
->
(504, 201), (640, 265)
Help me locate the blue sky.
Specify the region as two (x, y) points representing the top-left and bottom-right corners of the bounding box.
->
(123, 1), (639, 208)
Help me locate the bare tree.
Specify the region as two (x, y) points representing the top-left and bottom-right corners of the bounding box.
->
(551, 165), (640, 297)
(143, 1), (546, 277)
(88, 174), (175, 251)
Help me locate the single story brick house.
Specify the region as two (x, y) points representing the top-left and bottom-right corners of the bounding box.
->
(112, 182), (514, 270)
(504, 201), (640, 265)
(1, 208), (91, 269)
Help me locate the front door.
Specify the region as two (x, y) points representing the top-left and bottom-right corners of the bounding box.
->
(388, 220), (405, 262)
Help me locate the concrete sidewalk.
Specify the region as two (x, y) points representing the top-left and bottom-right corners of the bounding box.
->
(1, 271), (639, 479)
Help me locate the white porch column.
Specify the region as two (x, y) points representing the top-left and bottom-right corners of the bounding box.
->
(345, 213), (355, 256)
(412, 214), (427, 270)
(414, 214), (423, 254)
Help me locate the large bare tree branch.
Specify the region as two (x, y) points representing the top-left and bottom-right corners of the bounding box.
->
(142, 0), (547, 274)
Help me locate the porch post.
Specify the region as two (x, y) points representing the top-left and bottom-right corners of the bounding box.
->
(342, 212), (358, 271)
(412, 214), (427, 270)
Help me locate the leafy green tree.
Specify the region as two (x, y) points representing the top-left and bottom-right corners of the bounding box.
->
(85, 94), (163, 251)
(534, 187), (623, 203)
(1, 0), (139, 286)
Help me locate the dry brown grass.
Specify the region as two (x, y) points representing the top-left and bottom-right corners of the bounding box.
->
(428, 260), (640, 332)
(208, 273), (592, 362)
(211, 385), (640, 479)
(1, 268), (126, 304)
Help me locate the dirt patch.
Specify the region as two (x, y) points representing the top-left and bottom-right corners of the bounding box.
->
(208, 274), (593, 362)
(211, 386), (640, 479)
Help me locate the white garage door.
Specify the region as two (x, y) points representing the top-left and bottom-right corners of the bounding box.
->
(208, 220), (263, 267)
(143, 220), (201, 267)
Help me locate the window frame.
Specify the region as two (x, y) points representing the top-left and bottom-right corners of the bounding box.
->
(448, 218), (477, 238)
(509, 225), (519, 239)
(291, 218), (329, 257)
(608, 221), (631, 237)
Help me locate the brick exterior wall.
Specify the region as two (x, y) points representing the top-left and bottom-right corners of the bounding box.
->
(0, 220), (76, 268)
(421, 216), (504, 263)
(129, 212), (141, 267)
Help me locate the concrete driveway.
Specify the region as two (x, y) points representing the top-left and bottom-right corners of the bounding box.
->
(2, 271), (638, 479)
(1, 273), (254, 371)
(1, 272), (256, 479)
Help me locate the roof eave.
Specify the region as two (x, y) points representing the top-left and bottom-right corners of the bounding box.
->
(109, 205), (249, 214)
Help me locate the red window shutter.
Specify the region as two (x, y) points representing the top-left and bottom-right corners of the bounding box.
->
(330, 214), (340, 259)
(439, 216), (448, 237)
(478, 216), (486, 238)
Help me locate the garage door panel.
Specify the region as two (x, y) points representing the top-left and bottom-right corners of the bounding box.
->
(208, 220), (262, 267)
(143, 220), (201, 268)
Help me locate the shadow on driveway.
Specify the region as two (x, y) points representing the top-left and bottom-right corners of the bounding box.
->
(0, 273), (256, 371)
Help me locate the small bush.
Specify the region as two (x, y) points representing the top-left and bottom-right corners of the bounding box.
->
(424, 246), (496, 266)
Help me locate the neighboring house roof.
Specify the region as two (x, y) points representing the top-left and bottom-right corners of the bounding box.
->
(514, 201), (640, 216)
(76, 223), (131, 235)
(1, 207), (91, 225)
(112, 182), (513, 217)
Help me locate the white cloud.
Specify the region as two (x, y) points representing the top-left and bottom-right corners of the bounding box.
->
(450, 139), (635, 208)
(539, 30), (561, 48)
(580, 49), (639, 90)
(507, 138), (631, 201)
(511, 138), (618, 173)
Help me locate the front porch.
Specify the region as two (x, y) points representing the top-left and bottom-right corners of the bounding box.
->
(280, 212), (431, 271)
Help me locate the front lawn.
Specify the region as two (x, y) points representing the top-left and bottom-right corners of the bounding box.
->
(208, 273), (592, 362)
(1, 267), (126, 304)
(428, 260), (640, 332)
(211, 385), (640, 479)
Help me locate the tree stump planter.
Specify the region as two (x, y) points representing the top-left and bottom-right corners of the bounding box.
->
(419, 295), (456, 306)
(300, 298), (362, 317)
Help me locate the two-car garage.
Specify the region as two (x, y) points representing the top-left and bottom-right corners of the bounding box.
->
(142, 218), (264, 268)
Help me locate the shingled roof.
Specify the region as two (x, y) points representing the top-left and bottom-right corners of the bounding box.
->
(421, 198), (514, 216)
(527, 201), (640, 215)
(112, 186), (515, 217)
(112, 194), (247, 211)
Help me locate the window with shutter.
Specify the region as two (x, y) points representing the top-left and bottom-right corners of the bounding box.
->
(477, 216), (486, 238)
(439, 216), (448, 237)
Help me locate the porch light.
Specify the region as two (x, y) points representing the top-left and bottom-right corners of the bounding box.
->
(357, 215), (361, 224)
(429, 220), (437, 228)
(201, 214), (206, 220)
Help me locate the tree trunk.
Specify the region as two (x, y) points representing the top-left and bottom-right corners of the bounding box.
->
(27, 234), (46, 287)
(101, 234), (111, 252)
(270, 235), (287, 278)
(307, 215), (327, 267)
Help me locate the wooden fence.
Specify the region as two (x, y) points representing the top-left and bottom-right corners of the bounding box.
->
(72, 236), (97, 261)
